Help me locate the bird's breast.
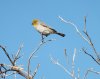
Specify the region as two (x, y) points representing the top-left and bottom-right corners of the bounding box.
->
(35, 25), (51, 34)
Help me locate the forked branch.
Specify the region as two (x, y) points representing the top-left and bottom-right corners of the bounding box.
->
(58, 16), (100, 65)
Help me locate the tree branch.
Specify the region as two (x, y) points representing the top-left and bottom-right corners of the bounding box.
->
(50, 48), (78, 79)
(28, 39), (56, 78)
(0, 45), (14, 66)
(0, 64), (32, 79)
(58, 16), (100, 65)
(32, 64), (40, 78)
(58, 16), (90, 44)
(84, 68), (100, 79)
(13, 44), (23, 64)
(82, 48), (100, 65)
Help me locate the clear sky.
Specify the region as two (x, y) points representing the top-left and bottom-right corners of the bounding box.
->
(0, 0), (100, 79)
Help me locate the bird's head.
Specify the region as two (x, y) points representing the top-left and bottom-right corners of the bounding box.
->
(32, 19), (39, 27)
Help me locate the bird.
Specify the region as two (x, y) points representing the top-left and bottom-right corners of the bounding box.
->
(32, 19), (65, 38)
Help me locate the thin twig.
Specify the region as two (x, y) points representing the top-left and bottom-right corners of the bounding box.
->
(82, 48), (100, 65)
(28, 42), (43, 79)
(64, 49), (68, 64)
(50, 55), (77, 79)
(83, 31), (99, 59)
(28, 39), (56, 79)
(72, 48), (76, 66)
(72, 48), (77, 77)
(83, 17), (99, 59)
(1, 72), (16, 78)
(84, 16), (87, 33)
(58, 16), (100, 64)
(0, 45), (14, 65)
(58, 16), (90, 44)
(13, 44), (23, 64)
(32, 64), (40, 78)
(84, 68), (100, 79)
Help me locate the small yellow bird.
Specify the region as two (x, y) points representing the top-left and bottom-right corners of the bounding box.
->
(32, 19), (65, 37)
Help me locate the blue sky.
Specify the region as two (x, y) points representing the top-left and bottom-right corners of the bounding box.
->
(0, 0), (100, 79)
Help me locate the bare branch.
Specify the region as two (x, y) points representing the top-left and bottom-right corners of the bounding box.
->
(72, 48), (77, 66)
(32, 64), (40, 78)
(83, 17), (99, 59)
(50, 55), (77, 79)
(82, 48), (100, 65)
(58, 16), (100, 64)
(58, 16), (90, 44)
(83, 31), (100, 59)
(0, 45), (14, 65)
(84, 68), (100, 79)
(0, 72), (16, 78)
(84, 16), (87, 33)
(28, 39), (56, 79)
(64, 49), (68, 64)
(72, 48), (77, 77)
(28, 42), (43, 79)
(13, 44), (23, 64)
(0, 64), (32, 79)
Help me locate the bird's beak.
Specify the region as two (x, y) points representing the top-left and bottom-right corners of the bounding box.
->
(32, 23), (33, 25)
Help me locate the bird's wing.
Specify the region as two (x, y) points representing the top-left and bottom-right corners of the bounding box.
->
(40, 23), (57, 33)
(40, 22), (50, 28)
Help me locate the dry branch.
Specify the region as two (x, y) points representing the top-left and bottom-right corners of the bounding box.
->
(0, 64), (32, 79)
(0, 45), (14, 65)
(58, 16), (100, 65)
(82, 48), (100, 65)
(13, 44), (23, 64)
(50, 49), (78, 79)
(0, 45), (32, 79)
(28, 39), (56, 78)
(84, 68), (100, 79)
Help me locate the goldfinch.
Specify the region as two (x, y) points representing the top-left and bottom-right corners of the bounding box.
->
(32, 19), (65, 37)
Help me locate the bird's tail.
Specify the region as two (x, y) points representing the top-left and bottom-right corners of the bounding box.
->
(56, 32), (65, 37)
